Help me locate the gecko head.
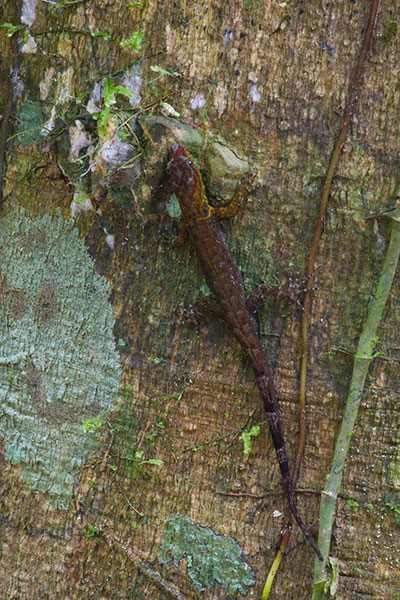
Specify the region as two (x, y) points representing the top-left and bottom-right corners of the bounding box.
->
(167, 143), (201, 200)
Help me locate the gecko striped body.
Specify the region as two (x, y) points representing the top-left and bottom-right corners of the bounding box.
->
(167, 143), (321, 560)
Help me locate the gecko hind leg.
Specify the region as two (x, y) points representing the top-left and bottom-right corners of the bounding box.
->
(178, 296), (223, 329)
(212, 172), (256, 219)
(246, 274), (316, 313)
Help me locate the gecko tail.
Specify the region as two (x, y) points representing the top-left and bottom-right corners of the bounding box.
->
(253, 371), (323, 560)
(284, 477), (323, 561)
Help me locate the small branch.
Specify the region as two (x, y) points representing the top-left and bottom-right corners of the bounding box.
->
(98, 520), (186, 600)
(110, 474), (144, 517)
(216, 490), (268, 499)
(215, 487), (322, 499)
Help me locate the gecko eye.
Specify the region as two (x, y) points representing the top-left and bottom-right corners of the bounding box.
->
(187, 160), (193, 166)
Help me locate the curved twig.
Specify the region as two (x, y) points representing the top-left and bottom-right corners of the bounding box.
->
(263, 0), (381, 596)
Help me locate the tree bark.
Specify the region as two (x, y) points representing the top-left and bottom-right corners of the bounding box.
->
(0, 1), (399, 598)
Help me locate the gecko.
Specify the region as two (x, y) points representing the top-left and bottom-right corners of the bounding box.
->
(167, 143), (322, 561)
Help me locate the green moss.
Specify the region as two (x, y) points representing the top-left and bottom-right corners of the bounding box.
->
(159, 514), (255, 598)
(0, 209), (121, 503)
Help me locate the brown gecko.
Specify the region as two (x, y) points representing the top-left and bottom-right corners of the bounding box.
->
(167, 143), (322, 560)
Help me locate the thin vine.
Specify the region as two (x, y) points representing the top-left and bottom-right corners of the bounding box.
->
(263, 0), (382, 596)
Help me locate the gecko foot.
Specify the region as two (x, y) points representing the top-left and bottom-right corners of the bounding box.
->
(177, 297), (221, 329)
(246, 273), (319, 313)
(284, 272), (319, 309)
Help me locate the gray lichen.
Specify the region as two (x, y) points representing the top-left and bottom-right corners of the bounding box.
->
(0, 209), (121, 503)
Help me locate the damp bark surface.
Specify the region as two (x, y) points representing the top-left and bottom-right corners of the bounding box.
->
(0, 1), (399, 598)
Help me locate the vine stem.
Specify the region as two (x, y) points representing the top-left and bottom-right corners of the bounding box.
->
(312, 204), (400, 598)
(297, 0), (381, 486)
(262, 0), (381, 596)
(98, 519), (186, 600)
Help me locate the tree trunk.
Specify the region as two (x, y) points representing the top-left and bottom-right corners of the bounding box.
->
(0, 1), (399, 598)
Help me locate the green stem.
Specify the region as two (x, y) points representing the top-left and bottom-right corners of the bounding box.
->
(262, 530), (289, 599)
(312, 205), (400, 599)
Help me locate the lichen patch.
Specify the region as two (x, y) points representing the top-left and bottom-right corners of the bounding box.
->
(0, 209), (121, 503)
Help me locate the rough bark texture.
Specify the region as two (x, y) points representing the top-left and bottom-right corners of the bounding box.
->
(0, 1), (399, 598)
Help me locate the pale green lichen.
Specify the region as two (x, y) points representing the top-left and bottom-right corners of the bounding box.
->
(0, 209), (121, 503)
(159, 515), (255, 598)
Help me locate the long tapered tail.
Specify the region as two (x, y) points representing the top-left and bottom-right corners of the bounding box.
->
(282, 471), (323, 560)
(255, 371), (323, 560)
